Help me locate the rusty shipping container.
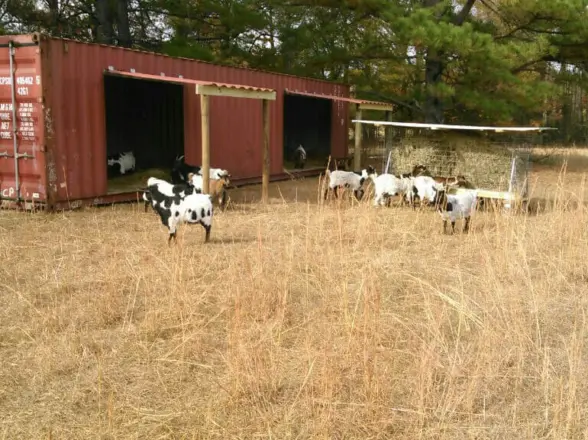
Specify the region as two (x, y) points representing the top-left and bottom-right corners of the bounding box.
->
(0, 33), (353, 210)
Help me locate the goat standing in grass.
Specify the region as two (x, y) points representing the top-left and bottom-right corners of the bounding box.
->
(405, 175), (445, 209)
(143, 177), (214, 244)
(188, 173), (231, 210)
(142, 176), (197, 213)
(436, 189), (478, 234)
(366, 167), (411, 207)
(323, 165), (373, 201)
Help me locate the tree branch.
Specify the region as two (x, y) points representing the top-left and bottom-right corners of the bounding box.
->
(452, 0), (477, 26)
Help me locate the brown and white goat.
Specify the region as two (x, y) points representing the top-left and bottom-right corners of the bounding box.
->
(188, 172), (232, 210)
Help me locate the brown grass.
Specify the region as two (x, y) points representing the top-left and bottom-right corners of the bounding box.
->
(2, 149), (588, 439)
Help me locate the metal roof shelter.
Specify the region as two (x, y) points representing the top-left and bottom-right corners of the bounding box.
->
(352, 118), (558, 210)
(352, 119), (558, 132)
(108, 69), (277, 202)
(286, 89), (395, 170)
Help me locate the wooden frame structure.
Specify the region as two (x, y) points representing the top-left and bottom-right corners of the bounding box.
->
(107, 70), (277, 202)
(284, 89), (394, 171)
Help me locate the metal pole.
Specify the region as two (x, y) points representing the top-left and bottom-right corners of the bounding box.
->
(384, 150), (392, 175)
(505, 154), (517, 210)
(8, 40), (20, 201)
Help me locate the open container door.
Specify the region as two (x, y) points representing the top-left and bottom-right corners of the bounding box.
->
(0, 35), (46, 209)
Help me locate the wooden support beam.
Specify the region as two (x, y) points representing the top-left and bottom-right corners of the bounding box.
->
(354, 104), (362, 171)
(358, 103), (394, 111)
(200, 94), (210, 194)
(196, 84), (276, 101)
(451, 187), (526, 201)
(262, 99), (270, 203)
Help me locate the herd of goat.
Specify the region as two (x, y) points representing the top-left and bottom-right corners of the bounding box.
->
(106, 148), (481, 244)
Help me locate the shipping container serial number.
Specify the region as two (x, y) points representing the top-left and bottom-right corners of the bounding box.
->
(1, 187), (15, 198)
(0, 75), (40, 97)
(0, 102), (36, 141)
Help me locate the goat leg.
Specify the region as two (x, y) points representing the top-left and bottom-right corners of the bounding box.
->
(463, 216), (471, 233)
(220, 190), (228, 210)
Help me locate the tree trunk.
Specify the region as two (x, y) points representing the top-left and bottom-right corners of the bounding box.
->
(424, 50), (445, 123)
(116, 0), (132, 47)
(94, 0), (115, 44)
(420, 0), (477, 124)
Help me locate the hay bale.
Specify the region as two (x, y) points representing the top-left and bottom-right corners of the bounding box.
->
(108, 168), (171, 193)
(390, 131), (526, 192)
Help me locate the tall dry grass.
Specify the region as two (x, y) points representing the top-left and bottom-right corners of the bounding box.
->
(1, 160), (588, 439)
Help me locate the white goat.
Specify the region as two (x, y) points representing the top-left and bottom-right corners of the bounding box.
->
(107, 151), (136, 175)
(437, 189), (478, 234)
(323, 166), (372, 201)
(367, 168), (412, 207)
(405, 175), (444, 208)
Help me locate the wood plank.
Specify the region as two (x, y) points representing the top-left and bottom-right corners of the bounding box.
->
(196, 84), (276, 101)
(358, 103), (394, 111)
(450, 187), (527, 201)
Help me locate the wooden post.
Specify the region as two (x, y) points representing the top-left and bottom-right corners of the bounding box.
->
(262, 99), (270, 203)
(354, 104), (362, 171)
(200, 94), (210, 194)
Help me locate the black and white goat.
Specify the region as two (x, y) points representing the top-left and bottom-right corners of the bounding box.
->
(323, 165), (373, 201)
(171, 155), (201, 184)
(142, 175), (197, 213)
(293, 145), (307, 169)
(405, 175), (445, 209)
(107, 151), (136, 176)
(171, 155), (231, 184)
(436, 189), (478, 234)
(143, 177), (214, 244)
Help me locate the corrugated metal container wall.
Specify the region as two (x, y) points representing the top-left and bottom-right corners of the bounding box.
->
(0, 35), (46, 204)
(0, 34), (350, 206)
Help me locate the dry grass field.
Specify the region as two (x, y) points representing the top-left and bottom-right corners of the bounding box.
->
(2, 148), (588, 439)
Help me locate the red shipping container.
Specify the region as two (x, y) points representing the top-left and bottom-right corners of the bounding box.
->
(0, 34), (387, 210)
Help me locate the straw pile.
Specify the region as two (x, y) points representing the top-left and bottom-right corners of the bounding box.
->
(390, 131), (521, 191)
